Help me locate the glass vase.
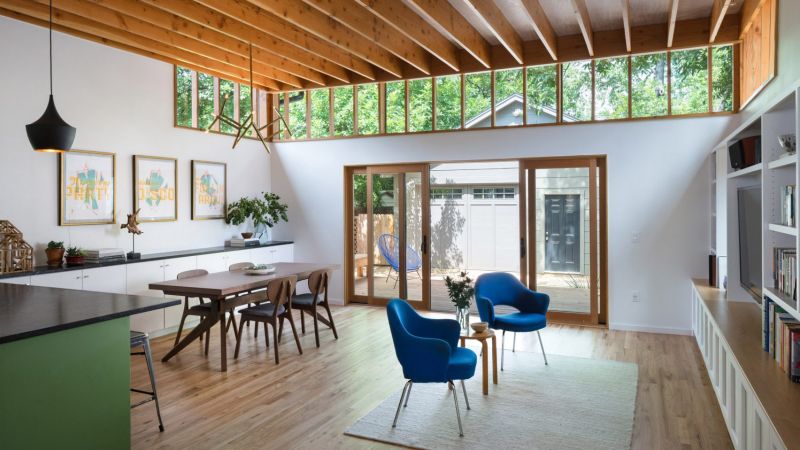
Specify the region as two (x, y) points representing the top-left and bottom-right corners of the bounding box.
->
(456, 306), (470, 333)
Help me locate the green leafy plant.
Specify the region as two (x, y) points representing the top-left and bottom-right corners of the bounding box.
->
(444, 271), (474, 309)
(65, 246), (84, 257)
(47, 241), (64, 249)
(225, 192), (288, 230)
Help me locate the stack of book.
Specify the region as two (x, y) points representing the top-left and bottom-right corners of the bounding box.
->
(228, 238), (261, 248)
(763, 297), (800, 382)
(84, 248), (126, 264)
(781, 185), (796, 227)
(773, 247), (797, 300)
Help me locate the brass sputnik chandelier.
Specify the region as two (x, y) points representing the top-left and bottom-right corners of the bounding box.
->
(206, 44), (291, 153)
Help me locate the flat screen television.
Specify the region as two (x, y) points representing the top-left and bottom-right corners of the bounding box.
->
(738, 185), (762, 301)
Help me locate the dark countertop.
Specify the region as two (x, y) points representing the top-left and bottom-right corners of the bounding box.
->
(0, 241), (294, 280)
(0, 284), (180, 344)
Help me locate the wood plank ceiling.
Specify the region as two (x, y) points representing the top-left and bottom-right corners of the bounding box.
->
(0, 0), (749, 92)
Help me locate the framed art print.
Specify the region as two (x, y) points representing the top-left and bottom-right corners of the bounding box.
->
(59, 150), (116, 226)
(134, 155), (177, 222)
(191, 160), (226, 220)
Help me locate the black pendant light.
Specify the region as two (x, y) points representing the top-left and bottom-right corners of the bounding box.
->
(26, 0), (75, 153)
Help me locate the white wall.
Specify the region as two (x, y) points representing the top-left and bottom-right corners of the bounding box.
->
(271, 116), (733, 334)
(0, 17), (270, 263)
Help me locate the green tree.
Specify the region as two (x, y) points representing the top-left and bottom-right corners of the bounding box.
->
(595, 57), (629, 120)
(562, 60), (592, 121)
(712, 45), (733, 112)
(494, 68), (523, 126)
(310, 88), (330, 138)
(288, 91), (307, 139)
(386, 81), (406, 133)
(333, 86), (354, 136)
(632, 53), (668, 118)
(671, 48), (708, 115)
(465, 71), (491, 128)
(353, 174), (394, 214)
(176, 67), (192, 127)
(436, 75), (461, 130)
(239, 84), (254, 136)
(197, 73), (215, 130)
(526, 65), (557, 124)
(357, 84), (379, 135)
(409, 79), (432, 132)
(219, 79), (235, 133)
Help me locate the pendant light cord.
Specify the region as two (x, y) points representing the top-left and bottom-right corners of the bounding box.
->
(49, 0), (53, 95)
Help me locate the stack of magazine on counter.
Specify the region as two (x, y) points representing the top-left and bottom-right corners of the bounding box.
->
(229, 238), (261, 248)
(84, 248), (126, 264)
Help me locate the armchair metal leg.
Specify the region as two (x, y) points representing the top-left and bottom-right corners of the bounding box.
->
(537, 330), (548, 365)
(460, 379), (470, 410)
(512, 332), (516, 352)
(403, 382), (413, 407)
(501, 330), (505, 371)
(392, 380), (412, 428)
(449, 381), (464, 436)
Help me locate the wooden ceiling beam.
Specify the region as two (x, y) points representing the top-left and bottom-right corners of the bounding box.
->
(148, 0), (364, 82)
(356, 0), (460, 71)
(621, 0), (631, 52)
(519, 0), (558, 61)
(302, 0), (431, 75)
(245, 0), (403, 78)
(406, 0), (491, 69)
(709, 0), (733, 43)
(667, 0), (680, 47)
(462, 0), (524, 64)
(35, 0), (305, 89)
(739, 0), (768, 37)
(570, 0), (594, 56)
(1, 0), (281, 90)
(89, 0), (328, 86)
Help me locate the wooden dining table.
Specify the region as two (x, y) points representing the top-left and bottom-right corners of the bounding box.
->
(149, 262), (338, 372)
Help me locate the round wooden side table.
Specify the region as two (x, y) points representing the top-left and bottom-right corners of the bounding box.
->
(459, 329), (498, 395)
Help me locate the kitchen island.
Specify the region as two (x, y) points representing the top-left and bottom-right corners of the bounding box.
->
(0, 284), (179, 449)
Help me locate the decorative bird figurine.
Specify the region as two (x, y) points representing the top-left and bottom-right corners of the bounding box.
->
(121, 209), (143, 235)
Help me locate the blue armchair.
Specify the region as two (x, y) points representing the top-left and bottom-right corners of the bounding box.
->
(475, 272), (550, 370)
(387, 299), (477, 436)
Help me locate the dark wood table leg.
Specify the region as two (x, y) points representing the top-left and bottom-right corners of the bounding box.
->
(162, 302), (221, 363)
(460, 337), (465, 347)
(219, 298), (227, 372)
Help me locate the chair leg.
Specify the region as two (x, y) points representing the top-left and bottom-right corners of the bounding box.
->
(204, 328), (210, 356)
(142, 336), (165, 432)
(173, 312), (187, 348)
(392, 380), (412, 428)
(450, 381), (464, 437)
(272, 322), (280, 364)
(501, 330), (505, 371)
(254, 319), (259, 338)
(301, 310), (306, 334)
(537, 330), (548, 365)
(323, 302), (338, 339)
(460, 379), (471, 410)
(234, 317), (246, 359)
(286, 311), (303, 355)
(278, 317), (284, 343)
(512, 332), (516, 352)
(264, 322), (269, 348)
(313, 306), (320, 348)
(403, 381), (413, 407)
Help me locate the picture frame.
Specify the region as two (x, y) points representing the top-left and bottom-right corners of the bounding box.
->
(59, 150), (116, 226)
(133, 155), (178, 222)
(191, 160), (227, 220)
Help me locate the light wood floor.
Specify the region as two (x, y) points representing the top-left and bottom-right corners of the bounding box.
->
(131, 305), (733, 450)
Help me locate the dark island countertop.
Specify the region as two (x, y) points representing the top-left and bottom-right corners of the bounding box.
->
(0, 241), (294, 280)
(0, 284), (180, 344)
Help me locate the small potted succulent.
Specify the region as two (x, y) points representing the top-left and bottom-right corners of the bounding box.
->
(226, 192), (288, 240)
(65, 246), (85, 266)
(45, 241), (65, 267)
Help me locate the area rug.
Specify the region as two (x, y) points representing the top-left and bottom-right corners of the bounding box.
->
(345, 353), (638, 450)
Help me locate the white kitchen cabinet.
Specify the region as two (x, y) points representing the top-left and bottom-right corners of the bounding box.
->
(126, 260), (169, 333)
(162, 256), (198, 329)
(82, 265), (126, 294)
(196, 252), (227, 273)
(251, 244), (294, 265)
(31, 271), (84, 290)
(0, 275), (31, 285)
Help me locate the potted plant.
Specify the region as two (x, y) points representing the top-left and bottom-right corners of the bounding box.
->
(45, 241), (65, 267)
(226, 192), (288, 240)
(65, 246), (85, 266)
(444, 271), (474, 332)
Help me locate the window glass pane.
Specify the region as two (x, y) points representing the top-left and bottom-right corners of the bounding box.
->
(276, 95), (285, 140)
(219, 79), (235, 133)
(431, 188), (463, 200)
(494, 68), (523, 126)
(464, 72), (491, 128)
(712, 45), (734, 112)
(561, 60), (592, 121)
(435, 75), (461, 130)
(176, 67), (192, 127)
(239, 84), (254, 137)
(357, 83), (379, 135)
(197, 73), (215, 130)
(310, 89), (330, 138)
(671, 47), (708, 115)
(594, 56), (629, 120)
(288, 91), (306, 139)
(333, 86), (354, 136)
(631, 52), (668, 117)
(386, 81), (406, 133)
(526, 65), (557, 125)
(408, 78), (432, 132)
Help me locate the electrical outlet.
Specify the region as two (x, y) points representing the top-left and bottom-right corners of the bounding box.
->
(632, 291), (641, 302)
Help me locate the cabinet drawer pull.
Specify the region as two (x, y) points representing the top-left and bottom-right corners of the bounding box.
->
(83, 275), (89, 279)
(75, 276), (81, 280)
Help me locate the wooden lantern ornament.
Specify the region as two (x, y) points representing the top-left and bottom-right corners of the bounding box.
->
(0, 221), (33, 274)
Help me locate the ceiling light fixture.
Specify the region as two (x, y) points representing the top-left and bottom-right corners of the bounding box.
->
(206, 44), (291, 153)
(26, 0), (76, 153)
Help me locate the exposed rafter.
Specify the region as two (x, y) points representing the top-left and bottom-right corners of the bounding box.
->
(621, 0), (631, 52)
(519, 0), (557, 61)
(570, 0), (594, 56)
(667, 0), (680, 47)
(709, 0), (733, 43)
(462, 0), (524, 64)
(356, 0), (460, 71)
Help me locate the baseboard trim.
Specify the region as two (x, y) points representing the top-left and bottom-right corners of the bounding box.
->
(609, 322), (692, 336)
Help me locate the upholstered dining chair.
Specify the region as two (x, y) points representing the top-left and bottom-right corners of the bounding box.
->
(234, 275), (303, 364)
(386, 299), (477, 436)
(475, 272), (550, 370)
(228, 262), (266, 337)
(292, 269), (338, 348)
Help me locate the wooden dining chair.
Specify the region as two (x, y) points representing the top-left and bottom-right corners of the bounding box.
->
(228, 261), (268, 337)
(292, 269), (338, 348)
(234, 275), (303, 364)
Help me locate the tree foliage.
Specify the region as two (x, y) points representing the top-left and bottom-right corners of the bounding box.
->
(436, 75), (461, 130)
(562, 60), (592, 121)
(386, 81), (406, 133)
(495, 68), (523, 126)
(712, 45), (733, 112)
(197, 73), (214, 130)
(288, 91), (306, 139)
(219, 80), (235, 133)
(409, 79), (432, 132)
(595, 57), (628, 120)
(465, 72), (491, 127)
(333, 86), (354, 136)
(310, 88), (330, 138)
(632, 53), (668, 117)
(526, 65), (557, 124)
(176, 67), (192, 127)
(358, 84), (379, 135)
(671, 48), (708, 115)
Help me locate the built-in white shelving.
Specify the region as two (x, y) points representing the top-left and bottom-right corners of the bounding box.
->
(768, 223), (798, 236)
(727, 162), (763, 179)
(767, 154), (797, 169)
